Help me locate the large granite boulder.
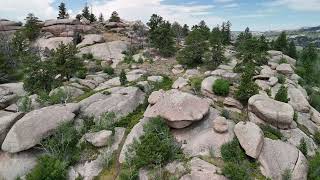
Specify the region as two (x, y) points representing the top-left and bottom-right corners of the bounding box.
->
(258, 138), (308, 180)
(0, 19), (22, 35)
(0, 112), (24, 145)
(1, 104), (79, 153)
(0, 86), (17, 109)
(84, 130), (112, 147)
(172, 108), (235, 157)
(34, 37), (73, 50)
(268, 50), (296, 66)
(276, 63), (294, 75)
(180, 157), (227, 180)
(288, 86), (310, 113)
(201, 76), (218, 94)
(42, 19), (94, 37)
(77, 34), (105, 48)
(49, 85), (85, 100)
(78, 41), (128, 67)
(310, 108), (320, 125)
(0, 150), (40, 180)
(82, 87), (145, 119)
(249, 95), (294, 129)
(144, 89), (210, 128)
(234, 122), (264, 158)
(172, 77), (189, 89)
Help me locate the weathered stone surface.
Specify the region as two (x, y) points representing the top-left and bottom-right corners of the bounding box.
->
(310, 107), (320, 125)
(281, 128), (318, 156)
(50, 86), (85, 99)
(172, 64), (184, 74)
(2, 104), (78, 153)
(201, 76), (218, 94)
(0, 112), (23, 145)
(180, 157), (227, 180)
(212, 116), (228, 133)
(82, 87), (145, 119)
(258, 138), (308, 180)
(0, 150), (39, 180)
(34, 37), (73, 50)
(119, 117), (150, 163)
(249, 95), (294, 129)
(84, 130), (112, 147)
(260, 65), (275, 76)
(297, 112), (320, 135)
(172, 108), (234, 157)
(42, 19), (93, 37)
(0, 86), (18, 109)
(95, 77), (121, 91)
(223, 97), (243, 110)
(172, 77), (189, 89)
(77, 34), (105, 48)
(144, 90), (210, 128)
(78, 41), (128, 67)
(234, 122), (264, 158)
(255, 80), (271, 91)
(183, 69), (200, 79)
(268, 50), (296, 66)
(288, 87), (310, 113)
(276, 63), (294, 75)
(147, 76), (163, 83)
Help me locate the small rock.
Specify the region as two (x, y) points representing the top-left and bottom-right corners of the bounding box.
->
(213, 116), (228, 133)
(147, 76), (163, 83)
(172, 77), (188, 89)
(84, 130), (112, 147)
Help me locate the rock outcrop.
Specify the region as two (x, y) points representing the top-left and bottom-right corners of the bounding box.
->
(144, 89), (210, 128)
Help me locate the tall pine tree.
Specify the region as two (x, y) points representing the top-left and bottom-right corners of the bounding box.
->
(82, 4), (91, 20)
(98, 13), (104, 23)
(288, 41), (297, 59)
(57, 2), (69, 19)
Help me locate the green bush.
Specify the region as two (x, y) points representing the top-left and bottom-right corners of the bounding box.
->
(40, 122), (81, 165)
(119, 167), (139, 180)
(152, 75), (173, 91)
(103, 66), (115, 75)
(260, 125), (283, 140)
(212, 79), (230, 96)
(222, 162), (250, 180)
(126, 117), (182, 169)
(310, 93), (320, 112)
(18, 95), (32, 112)
(82, 53), (94, 60)
(275, 85), (289, 103)
(314, 131), (320, 145)
(124, 54), (134, 64)
(298, 138), (308, 156)
(26, 155), (67, 180)
(279, 58), (288, 64)
(277, 75), (286, 84)
(190, 77), (202, 94)
(308, 152), (320, 180)
(76, 70), (87, 79)
(120, 69), (128, 86)
(221, 138), (246, 163)
(282, 169), (292, 180)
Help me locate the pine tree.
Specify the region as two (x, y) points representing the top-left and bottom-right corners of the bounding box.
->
(98, 13), (104, 23)
(109, 11), (120, 22)
(171, 22), (183, 46)
(182, 24), (190, 37)
(57, 2), (69, 19)
(288, 41), (297, 59)
(23, 13), (41, 41)
(275, 85), (289, 103)
(82, 4), (91, 20)
(275, 31), (288, 53)
(89, 13), (96, 23)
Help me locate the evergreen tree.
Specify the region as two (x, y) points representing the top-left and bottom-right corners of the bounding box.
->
(171, 22), (183, 46)
(147, 14), (176, 57)
(82, 4), (91, 20)
(221, 21), (232, 45)
(192, 20), (210, 40)
(288, 41), (298, 59)
(177, 29), (209, 67)
(98, 13), (104, 23)
(23, 13), (41, 41)
(275, 85), (289, 103)
(298, 43), (319, 84)
(57, 2), (69, 19)
(235, 63), (259, 104)
(275, 31), (288, 53)
(258, 35), (269, 52)
(89, 13), (97, 23)
(182, 24), (190, 37)
(109, 11), (120, 22)
(210, 26), (222, 46)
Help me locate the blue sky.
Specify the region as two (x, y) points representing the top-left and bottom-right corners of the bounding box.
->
(1, 0), (320, 31)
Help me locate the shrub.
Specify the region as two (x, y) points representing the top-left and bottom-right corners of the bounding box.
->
(123, 54), (134, 64)
(190, 77), (202, 94)
(222, 162), (250, 180)
(126, 117), (182, 169)
(282, 169), (292, 180)
(75, 69), (87, 79)
(260, 125), (283, 140)
(18, 95), (32, 112)
(275, 85), (289, 103)
(279, 58), (288, 64)
(213, 79), (230, 96)
(91, 112), (117, 132)
(310, 93), (320, 112)
(314, 131), (320, 145)
(120, 69), (128, 86)
(26, 155), (67, 180)
(40, 122), (81, 165)
(293, 111), (298, 122)
(138, 56), (144, 64)
(119, 167), (139, 180)
(308, 152), (320, 180)
(221, 138), (246, 163)
(152, 75), (173, 91)
(298, 138), (308, 156)
(277, 74), (286, 84)
(221, 109), (230, 119)
(103, 66), (115, 75)
(82, 53), (94, 60)
(37, 89), (68, 105)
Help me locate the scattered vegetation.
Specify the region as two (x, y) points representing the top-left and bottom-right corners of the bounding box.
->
(277, 74), (286, 84)
(103, 66), (115, 75)
(314, 131), (320, 145)
(120, 69), (128, 86)
(298, 138), (308, 156)
(190, 77), (203, 94)
(212, 79), (230, 96)
(260, 125), (283, 140)
(275, 85), (289, 103)
(308, 152), (320, 180)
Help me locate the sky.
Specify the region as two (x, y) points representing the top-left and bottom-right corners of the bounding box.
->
(0, 0), (320, 31)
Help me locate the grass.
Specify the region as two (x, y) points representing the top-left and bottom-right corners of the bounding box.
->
(260, 125), (283, 140)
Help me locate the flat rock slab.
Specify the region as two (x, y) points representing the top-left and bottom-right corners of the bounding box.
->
(144, 89), (210, 128)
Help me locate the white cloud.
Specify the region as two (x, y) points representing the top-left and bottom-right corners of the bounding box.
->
(0, 0), (57, 21)
(89, 0), (225, 27)
(215, 0), (234, 3)
(223, 3), (239, 8)
(266, 0), (320, 11)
